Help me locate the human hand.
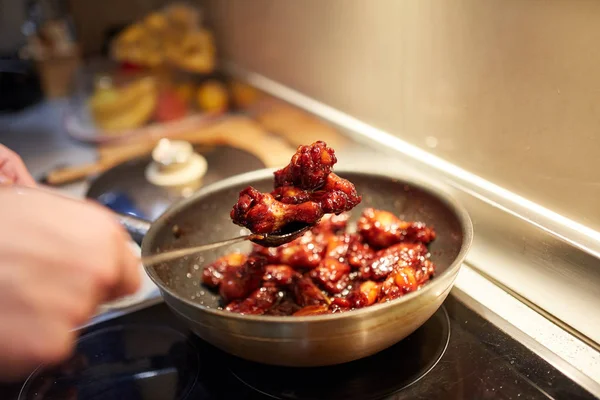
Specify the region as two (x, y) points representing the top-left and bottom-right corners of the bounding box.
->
(0, 144), (36, 187)
(0, 186), (141, 381)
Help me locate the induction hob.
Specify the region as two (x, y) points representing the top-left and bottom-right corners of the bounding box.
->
(4, 295), (595, 400)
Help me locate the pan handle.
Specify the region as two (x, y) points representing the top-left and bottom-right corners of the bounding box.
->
(116, 213), (152, 246)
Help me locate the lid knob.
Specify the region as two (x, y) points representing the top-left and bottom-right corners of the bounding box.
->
(152, 138), (194, 172)
(146, 139), (207, 193)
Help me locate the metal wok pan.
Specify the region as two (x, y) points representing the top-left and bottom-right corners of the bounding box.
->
(119, 169), (473, 367)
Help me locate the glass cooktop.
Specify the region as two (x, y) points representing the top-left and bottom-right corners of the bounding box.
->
(4, 295), (595, 400)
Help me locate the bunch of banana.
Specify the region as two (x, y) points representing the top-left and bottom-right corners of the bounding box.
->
(89, 76), (158, 132)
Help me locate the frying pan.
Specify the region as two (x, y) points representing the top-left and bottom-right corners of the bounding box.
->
(118, 168), (473, 367)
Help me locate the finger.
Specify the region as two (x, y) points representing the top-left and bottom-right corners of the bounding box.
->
(73, 199), (141, 302)
(106, 227), (142, 301)
(9, 152), (36, 187)
(0, 145), (36, 188)
(33, 265), (99, 326)
(120, 236), (142, 297)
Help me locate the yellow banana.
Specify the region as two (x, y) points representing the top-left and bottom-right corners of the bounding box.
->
(89, 77), (156, 119)
(94, 91), (157, 132)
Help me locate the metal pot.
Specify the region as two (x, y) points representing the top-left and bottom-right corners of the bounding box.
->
(119, 169), (473, 367)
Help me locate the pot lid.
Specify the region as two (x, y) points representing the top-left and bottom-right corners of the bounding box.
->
(86, 143), (265, 221)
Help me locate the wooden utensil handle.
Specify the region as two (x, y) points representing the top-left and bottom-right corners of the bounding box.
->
(45, 163), (104, 186)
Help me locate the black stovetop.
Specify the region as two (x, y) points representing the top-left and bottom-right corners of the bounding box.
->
(5, 295), (595, 400)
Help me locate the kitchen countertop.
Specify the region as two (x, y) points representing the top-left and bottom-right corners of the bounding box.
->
(1, 100), (599, 394)
(0, 99), (93, 197)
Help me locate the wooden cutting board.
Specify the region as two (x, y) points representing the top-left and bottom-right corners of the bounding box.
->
(249, 97), (346, 149)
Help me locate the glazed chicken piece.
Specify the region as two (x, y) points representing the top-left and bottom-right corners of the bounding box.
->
(309, 233), (353, 294)
(378, 266), (419, 303)
(230, 187), (324, 234)
(265, 295), (302, 316)
(415, 259), (436, 285)
(347, 280), (381, 308)
(346, 233), (375, 270)
(292, 275), (329, 307)
(293, 304), (330, 316)
(219, 256), (266, 303)
(273, 141), (337, 190)
(311, 213), (350, 235)
(271, 186), (312, 205)
(263, 264), (297, 286)
(310, 258), (351, 294)
(252, 230), (325, 269)
(225, 285), (280, 315)
(310, 173), (361, 214)
(323, 233), (351, 260)
(231, 176), (360, 235)
(330, 297), (352, 310)
(202, 253), (248, 288)
(361, 242), (429, 281)
(253, 223), (350, 272)
(357, 208), (436, 249)
(230, 141), (361, 235)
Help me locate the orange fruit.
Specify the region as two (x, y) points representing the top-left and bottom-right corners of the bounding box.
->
(196, 80), (228, 113)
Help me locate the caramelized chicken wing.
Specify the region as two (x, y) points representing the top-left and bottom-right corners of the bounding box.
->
(310, 259), (351, 294)
(273, 141), (337, 190)
(323, 233), (351, 261)
(378, 266), (419, 303)
(293, 275), (329, 307)
(271, 186), (312, 205)
(357, 208), (436, 248)
(415, 259), (436, 284)
(231, 177), (360, 235)
(230, 187), (324, 234)
(265, 295), (302, 316)
(311, 213), (350, 235)
(346, 233), (375, 270)
(202, 253), (247, 288)
(293, 304), (330, 316)
(252, 231), (325, 269)
(361, 242), (428, 281)
(225, 285), (280, 315)
(310, 173), (362, 214)
(231, 142), (360, 235)
(264, 264), (297, 286)
(219, 256), (266, 303)
(307, 231), (354, 294)
(347, 280), (381, 308)
(330, 297), (352, 309)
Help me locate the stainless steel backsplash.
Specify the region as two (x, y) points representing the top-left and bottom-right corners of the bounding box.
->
(202, 0), (600, 232)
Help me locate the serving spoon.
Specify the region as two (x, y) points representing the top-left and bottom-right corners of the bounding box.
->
(140, 222), (311, 267)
